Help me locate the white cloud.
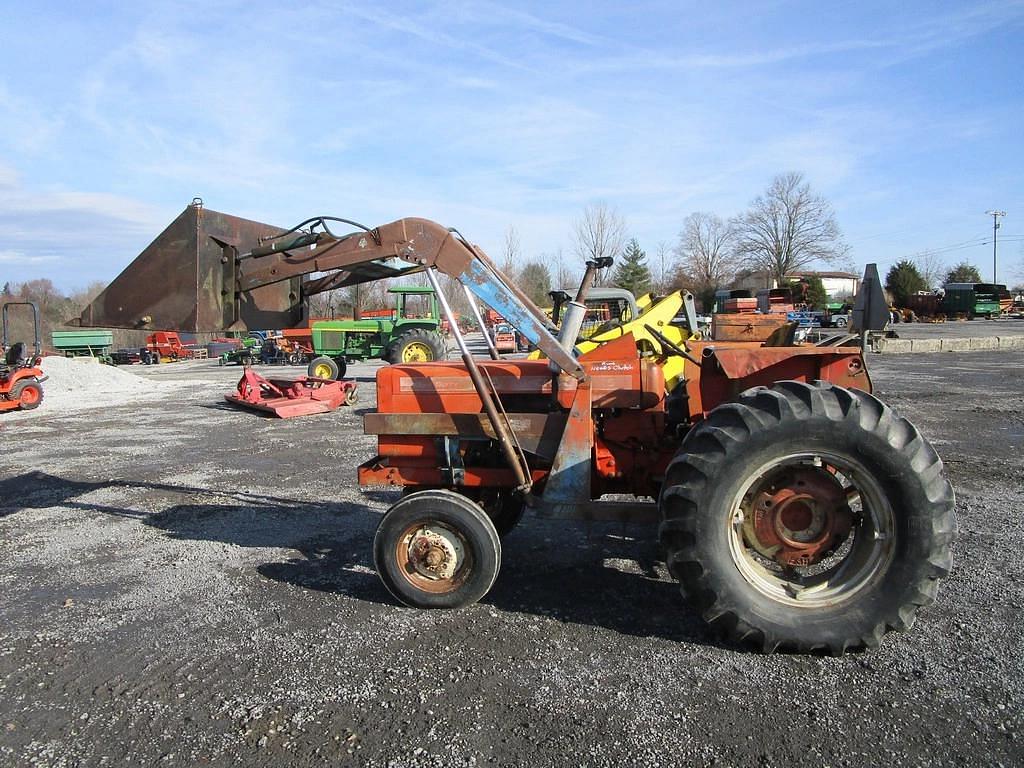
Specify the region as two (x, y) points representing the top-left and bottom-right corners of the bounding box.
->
(0, 250), (58, 265)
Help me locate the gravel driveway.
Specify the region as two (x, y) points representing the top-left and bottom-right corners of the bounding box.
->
(1, 351), (1021, 767)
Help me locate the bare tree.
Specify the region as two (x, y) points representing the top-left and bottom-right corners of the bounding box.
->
(517, 261), (553, 307)
(675, 212), (739, 297)
(500, 225), (521, 282)
(552, 247), (576, 293)
(912, 250), (945, 291)
(572, 202), (627, 286)
(653, 240), (672, 296)
(735, 172), (848, 284)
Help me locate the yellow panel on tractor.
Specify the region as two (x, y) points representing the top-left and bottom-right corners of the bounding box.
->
(529, 290), (698, 392)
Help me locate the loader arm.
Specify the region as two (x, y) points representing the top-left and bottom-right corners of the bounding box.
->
(73, 205), (584, 381)
(73, 203), (614, 494)
(232, 216), (584, 380)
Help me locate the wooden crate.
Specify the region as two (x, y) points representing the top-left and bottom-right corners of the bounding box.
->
(711, 313), (791, 342)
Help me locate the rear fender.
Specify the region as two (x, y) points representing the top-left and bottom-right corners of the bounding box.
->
(685, 343), (871, 419)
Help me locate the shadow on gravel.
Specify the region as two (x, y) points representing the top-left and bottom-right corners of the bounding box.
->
(0, 471), (716, 645)
(485, 531), (716, 645)
(195, 401), (241, 412)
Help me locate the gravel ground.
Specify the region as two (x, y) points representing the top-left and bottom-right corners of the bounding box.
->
(1, 349), (1022, 767)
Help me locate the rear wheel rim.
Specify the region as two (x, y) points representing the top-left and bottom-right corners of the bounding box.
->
(401, 342), (433, 362)
(727, 451), (894, 609)
(313, 363), (333, 378)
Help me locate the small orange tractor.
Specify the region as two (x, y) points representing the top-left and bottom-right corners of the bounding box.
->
(492, 322), (519, 353)
(1, 302), (46, 413)
(74, 204), (955, 653)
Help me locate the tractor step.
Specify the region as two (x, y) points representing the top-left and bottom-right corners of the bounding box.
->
(225, 368), (357, 418)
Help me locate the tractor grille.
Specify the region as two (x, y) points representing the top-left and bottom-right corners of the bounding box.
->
(321, 330), (346, 349)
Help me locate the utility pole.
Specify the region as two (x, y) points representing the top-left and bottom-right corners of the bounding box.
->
(986, 210), (1006, 283)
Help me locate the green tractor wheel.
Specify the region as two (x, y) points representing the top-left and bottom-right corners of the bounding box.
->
(307, 356), (343, 380)
(386, 329), (445, 364)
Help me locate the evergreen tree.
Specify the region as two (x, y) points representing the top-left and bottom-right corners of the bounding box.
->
(805, 275), (829, 309)
(612, 239), (651, 297)
(945, 261), (982, 284)
(885, 260), (928, 307)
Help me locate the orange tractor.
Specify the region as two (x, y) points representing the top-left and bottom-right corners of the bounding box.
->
(74, 204), (955, 653)
(1, 302), (46, 412)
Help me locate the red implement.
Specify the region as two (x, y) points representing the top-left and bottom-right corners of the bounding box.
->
(225, 368), (357, 418)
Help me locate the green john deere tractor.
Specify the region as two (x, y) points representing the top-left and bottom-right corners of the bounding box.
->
(306, 286), (447, 380)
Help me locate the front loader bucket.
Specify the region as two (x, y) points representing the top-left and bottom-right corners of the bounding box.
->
(71, 201), (304, 332)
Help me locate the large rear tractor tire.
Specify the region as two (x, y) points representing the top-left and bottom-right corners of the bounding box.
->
(374, 490), (501, 609)
(659, 381), (955, 654)
(11, 380), (43, 410)
(385, 329), (445, 364)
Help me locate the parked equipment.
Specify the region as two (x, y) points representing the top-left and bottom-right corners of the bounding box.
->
(942, 283), (1007, 319)
(146, 331), (194, 362)
(75, 206), (955, 654)
(218, 334), (262, 366)
(225, 368), (357, 418)
(306, 286), (447, 380)
(492, 323), (519, 353)
(549, 287), (639, 339)
(1, 302), (46, 412)
(51, 330), (114, 364)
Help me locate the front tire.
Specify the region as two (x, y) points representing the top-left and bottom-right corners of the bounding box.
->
(307, 356), (340, 381)
(659, 381), (955, 654)
(374, 490), (501, 609)
(11, 380), (43, 410)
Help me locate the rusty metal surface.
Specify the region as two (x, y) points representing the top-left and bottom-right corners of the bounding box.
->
(363, 412), (567, 461)
(700, 344), (866, 380)
(745, 467), (853, 567)
(534, 380), (593, 512)
(73, 203), (303, 332)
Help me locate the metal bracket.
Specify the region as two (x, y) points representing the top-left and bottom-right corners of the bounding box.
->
(438, 435), (465, 486)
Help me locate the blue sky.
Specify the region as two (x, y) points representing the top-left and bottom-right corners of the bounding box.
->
(1, 0), (1023, 290)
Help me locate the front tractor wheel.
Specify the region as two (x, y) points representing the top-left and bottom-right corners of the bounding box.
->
(11, 380), (43, 410)
(374, 490), (501, 609)
(307, 356), (341, 381)
(659, 381), (956, 654)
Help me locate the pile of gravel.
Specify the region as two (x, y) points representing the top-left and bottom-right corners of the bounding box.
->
(6, 356), (175, 417)
(40, 355), (151, 396)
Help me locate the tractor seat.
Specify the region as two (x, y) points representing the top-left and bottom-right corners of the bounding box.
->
(4, 342), (28, 370)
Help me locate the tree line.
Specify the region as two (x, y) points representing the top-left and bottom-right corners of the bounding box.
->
(498, 171), (850, 311)
(884, 260), (987, 308)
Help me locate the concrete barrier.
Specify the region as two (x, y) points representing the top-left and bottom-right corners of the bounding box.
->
(969, 337), (1000, 351)
(941, 338), (972, 352)
(911, 339), (942, 353)
(874, 334), (1024, 354)
(876, 338), (912, 353)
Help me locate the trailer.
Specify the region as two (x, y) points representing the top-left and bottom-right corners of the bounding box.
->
(51, 330), (114, 364)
